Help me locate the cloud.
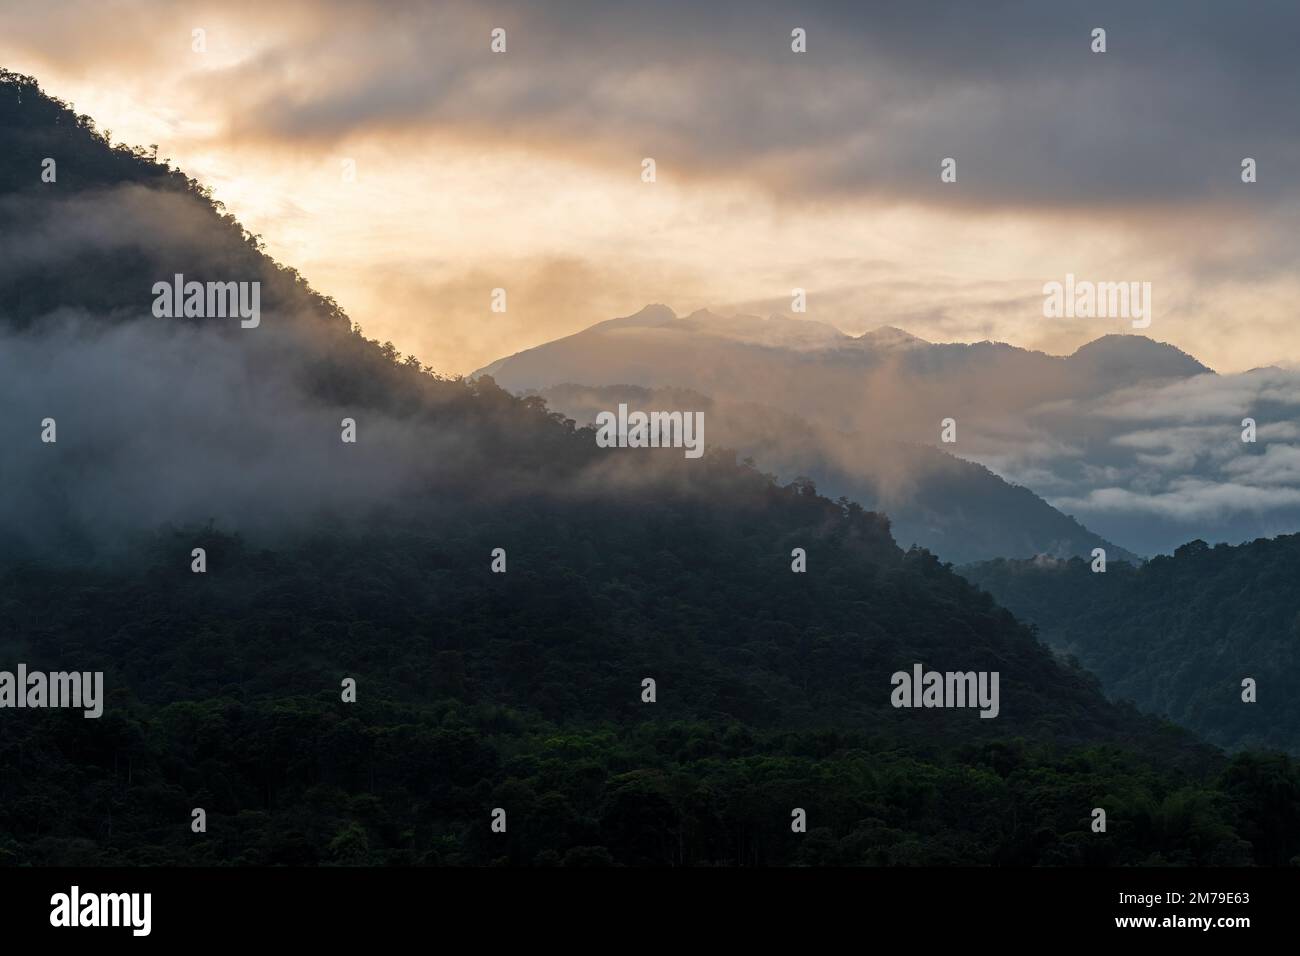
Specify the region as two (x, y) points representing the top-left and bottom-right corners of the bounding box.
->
(7, 0), (1300, 207)
(1056, 480), (1300, 521)
(952, 364), (1300, 549)
(6, 1), (1300, 378)
(0, 316), (448, 552)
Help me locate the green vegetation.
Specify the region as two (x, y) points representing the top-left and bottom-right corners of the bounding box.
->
(963, 539), (1300, 755)
(4, 494), (1299, 866)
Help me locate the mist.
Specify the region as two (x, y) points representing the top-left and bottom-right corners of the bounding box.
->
(488, 307), (1300, 557)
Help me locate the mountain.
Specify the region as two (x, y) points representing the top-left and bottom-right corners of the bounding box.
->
(538, 383), (1139, 565)
(479, 303), (1151, 563)
(474, 306), (1211, 424)
(475, 305), (1300, 558)
(962, 535), (1300, 754)
(856, 325), (929, 351)
(3, 69), (1299, 868)
(1066, 334), (1212, 387)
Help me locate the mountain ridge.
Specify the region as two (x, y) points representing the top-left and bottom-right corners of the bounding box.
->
(474, 304), (1211, 382)
(962, 534), (1300, 754)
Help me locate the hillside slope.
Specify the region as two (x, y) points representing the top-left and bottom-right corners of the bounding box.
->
(538, 383), (1139, 565)
(963, 536), (1300, 754)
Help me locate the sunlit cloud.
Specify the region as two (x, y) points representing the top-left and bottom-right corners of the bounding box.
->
(3, 0), (1300, 373)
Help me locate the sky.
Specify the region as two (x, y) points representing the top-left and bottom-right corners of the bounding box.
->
(2, 0), (1299, 376)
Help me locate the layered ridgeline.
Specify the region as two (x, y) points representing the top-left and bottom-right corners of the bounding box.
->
(474, 305), (1211, 408)
(2, 71), (1299, 867)
(476, 306), (1300, 558)
(538, 384), (1137, 565)
(963, 536), (1300, 756)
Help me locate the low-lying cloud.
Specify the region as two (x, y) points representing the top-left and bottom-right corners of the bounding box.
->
(969, 368), (1300, 552)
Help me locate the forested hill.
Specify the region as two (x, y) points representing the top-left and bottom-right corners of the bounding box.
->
(0, 68), (352, 332)
(962, 537), (1300, 755)
(8, 499), (1296, 867)
(0, 68), (615, 555)
(2, 70), (1299, 867)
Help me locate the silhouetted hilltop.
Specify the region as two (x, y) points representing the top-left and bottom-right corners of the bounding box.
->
(1068, 333), (1213, 380)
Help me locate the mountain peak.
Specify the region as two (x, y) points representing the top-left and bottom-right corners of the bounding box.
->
(666, 307), (850, 349)
(681, 307), (737, 324)
(856, 325), (930, 349)
(1068, 334), (1213, 377)
(594, 303), (678, 330)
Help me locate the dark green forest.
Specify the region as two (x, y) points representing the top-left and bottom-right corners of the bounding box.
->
(2, 69), (1300, 867)
(963, 538), (1300, 755)
(3, 493), (1299, 867)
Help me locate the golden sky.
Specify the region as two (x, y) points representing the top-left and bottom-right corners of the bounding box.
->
(3, 0), (1298, 375)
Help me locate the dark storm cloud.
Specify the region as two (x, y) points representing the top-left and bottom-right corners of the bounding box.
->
(175, 0), (1300, 206)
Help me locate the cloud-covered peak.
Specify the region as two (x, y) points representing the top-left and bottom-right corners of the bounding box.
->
(593, 303), (678, 330)
(856, 325), (930, 350)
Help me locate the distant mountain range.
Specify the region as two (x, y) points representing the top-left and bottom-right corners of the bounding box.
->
(475, 305), (1211, 422)
(477, 306), (1300, 557)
